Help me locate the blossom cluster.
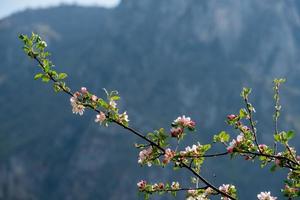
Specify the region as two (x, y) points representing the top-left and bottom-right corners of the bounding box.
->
(69, 87), (129, 127)
(186, 187), (214, 200)
(226, 133), (243, 153)
(180, 143), (203, 156)
(138, 147), (153, 167)
(171, 115), (196, 139)
(163, 148), (176, 164)
(218, 184), (237, 200)
(69, 88), (89, 115)
(137, 180), (180, 192)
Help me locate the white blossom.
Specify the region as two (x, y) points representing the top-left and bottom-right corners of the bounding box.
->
(70, 97), (85, 115)
(95, 112), (106, 125)
(257, 191), (277, 200)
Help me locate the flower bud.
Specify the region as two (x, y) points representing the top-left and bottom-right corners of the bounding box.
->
(81, 87), (88, 94)
(227, 114), (237, 121)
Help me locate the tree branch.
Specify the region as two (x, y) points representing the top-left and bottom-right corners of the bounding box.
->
(32, 56), (237, 200)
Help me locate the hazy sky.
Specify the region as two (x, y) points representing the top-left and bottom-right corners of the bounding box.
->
(0, 0), (121, 19)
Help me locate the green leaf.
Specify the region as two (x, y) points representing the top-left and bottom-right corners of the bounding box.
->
(286, 130), (295, 140)
(34, 73), (43, 80)
(58, 73), (68, 80)
(239, 108), (248, 119)
(202, 144), (211, 151)
(270, 164), (277, 172)
(41, 75), (50, 82)
(18, 34), (25, 40)
(97, 98), (109, 109)
(214, 131), (230, 143)
(111, 96), (120, 101)
(274, 133), (281, 142)
(241, 87), (252, 99)
(53, 84), (61, 92)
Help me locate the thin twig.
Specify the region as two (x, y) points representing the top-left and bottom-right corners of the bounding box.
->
(244, 98), (262, 154)
(142, 186), (208, 193)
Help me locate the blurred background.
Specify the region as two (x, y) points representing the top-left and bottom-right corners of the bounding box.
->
(0, 0), (300, 199)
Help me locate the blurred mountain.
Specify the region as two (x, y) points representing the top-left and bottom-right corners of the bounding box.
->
(0, 0), (300, 199)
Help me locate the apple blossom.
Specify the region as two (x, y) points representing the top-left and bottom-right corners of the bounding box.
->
(173, 115), (196, 129)
(95, 111), (106, 124)
(70, 96), (85, 115)
(81, 87), (87, 94)
(137, 180), (147, 190)
(163, 148), (175, 164)
(257, 191), (277, 200)
(171, 181), (180, 190)
(138, 146), (153, 166)
(227, 139), (237, 153)
(227, 114), (237, 121)
(170, 127), (183, 138)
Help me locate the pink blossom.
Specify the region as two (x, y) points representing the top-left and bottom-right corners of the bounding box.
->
(173, 115), (196, 129)
(95, 112), (106, 125)
(219, 184), (235, 200)
(163, 148), (175, 164)
(81, 87), (88, 94)
(137, 180), (147, 190)
(236, 133), (244, 143)
(170, 127), (183, 138)
(227, 146), (234, 153)
(227, 139), (237, 153)
(70, 96), (85, 115)
(219, 184), (230, 193)
(187, 120), (196, 129)
(138, 147), (153, 166)
(227, 114), (237, 121)
(257, 191), (277, 200)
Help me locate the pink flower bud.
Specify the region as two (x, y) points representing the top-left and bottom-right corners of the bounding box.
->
(227, 146), (234, 153)
(137, 180), (147, 190)
(188, 120), (196, 129)
(170, 127), (183, 138)
(81, 87), (87, 94)
(227, 114), (237, 121)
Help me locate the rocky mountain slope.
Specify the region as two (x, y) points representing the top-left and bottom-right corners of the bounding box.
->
(0, 0), (300, 199)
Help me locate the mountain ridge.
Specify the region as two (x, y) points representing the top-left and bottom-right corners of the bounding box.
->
(0, 1), (300, 199)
